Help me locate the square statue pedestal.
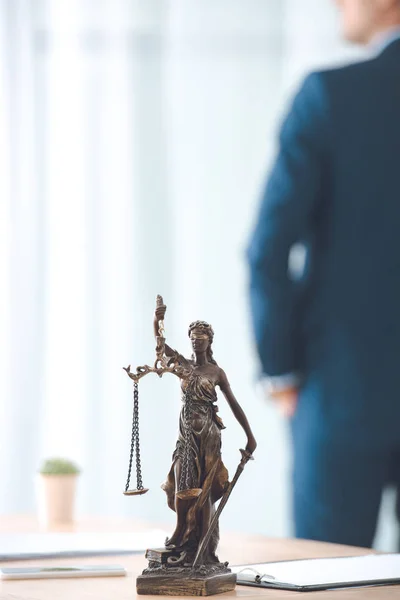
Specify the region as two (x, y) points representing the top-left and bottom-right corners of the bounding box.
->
(136, 548), (236, 596)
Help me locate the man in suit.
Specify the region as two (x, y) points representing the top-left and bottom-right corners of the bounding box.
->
(247, 0), (400, 548)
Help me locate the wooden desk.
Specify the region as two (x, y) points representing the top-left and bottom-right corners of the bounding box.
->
(0, 516), (397, 599)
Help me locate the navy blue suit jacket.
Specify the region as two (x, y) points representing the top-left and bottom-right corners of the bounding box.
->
(247, 40), (400, 442)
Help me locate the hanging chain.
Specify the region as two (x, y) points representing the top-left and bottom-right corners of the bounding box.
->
(133, 382), (144, 490)
(125, 382), (144, 492)
(179, 393), (193, 491)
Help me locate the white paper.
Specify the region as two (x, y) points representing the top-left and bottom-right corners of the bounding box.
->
(0, 530), (168, 561)
(232, 554), (400, 587)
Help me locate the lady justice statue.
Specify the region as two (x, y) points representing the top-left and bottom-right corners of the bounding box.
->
(124, 296), (257, 596)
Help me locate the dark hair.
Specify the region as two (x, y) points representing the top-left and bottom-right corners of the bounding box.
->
(188, 320), (217, 365)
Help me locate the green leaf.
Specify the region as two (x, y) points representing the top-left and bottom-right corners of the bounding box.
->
(39, 457), (81, 475)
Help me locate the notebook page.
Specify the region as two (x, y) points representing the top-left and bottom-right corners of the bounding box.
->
(233, 554), (400, 587)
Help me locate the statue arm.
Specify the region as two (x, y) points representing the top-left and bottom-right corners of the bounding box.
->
(153, 296), (191, 369)
(218, 369), (257, 455)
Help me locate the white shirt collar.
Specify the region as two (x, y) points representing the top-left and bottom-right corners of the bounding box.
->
(371, 26), (400, 54)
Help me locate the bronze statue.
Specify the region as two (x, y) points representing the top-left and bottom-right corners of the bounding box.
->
(124, 296), (256, 596)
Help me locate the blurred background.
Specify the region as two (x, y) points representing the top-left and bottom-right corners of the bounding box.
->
(0, 0), (396, 550)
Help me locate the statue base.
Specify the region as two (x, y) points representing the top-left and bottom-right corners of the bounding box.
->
(136, 547), (236, 596)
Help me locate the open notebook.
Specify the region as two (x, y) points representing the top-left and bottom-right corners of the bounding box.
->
(231, 554), (400, 592)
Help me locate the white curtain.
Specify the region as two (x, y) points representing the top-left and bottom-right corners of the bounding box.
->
(3, 0), (395, 549)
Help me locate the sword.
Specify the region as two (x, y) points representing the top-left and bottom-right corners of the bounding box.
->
(192, 448), (254, 569)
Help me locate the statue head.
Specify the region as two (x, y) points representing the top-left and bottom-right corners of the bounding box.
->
(188, 320), (217, 365)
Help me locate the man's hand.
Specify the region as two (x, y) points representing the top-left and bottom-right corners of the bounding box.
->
(269, 386), (298, 417)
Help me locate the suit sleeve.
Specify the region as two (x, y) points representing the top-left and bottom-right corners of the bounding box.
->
(247, 72), (328, 377)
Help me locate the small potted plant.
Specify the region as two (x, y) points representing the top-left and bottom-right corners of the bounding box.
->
(36, 458), (81, 528)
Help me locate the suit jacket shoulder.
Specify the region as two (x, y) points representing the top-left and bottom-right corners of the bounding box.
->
(310, 39), (400, 103)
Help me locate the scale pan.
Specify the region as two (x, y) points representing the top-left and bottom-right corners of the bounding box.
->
(123, 488), (149, 496)
(176, 488), (202, 500)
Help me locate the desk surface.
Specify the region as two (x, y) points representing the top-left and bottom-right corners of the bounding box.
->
(0, 516), (397, 599)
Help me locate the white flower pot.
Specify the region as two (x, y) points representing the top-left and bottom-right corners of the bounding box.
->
(36, 474), (78, 528)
